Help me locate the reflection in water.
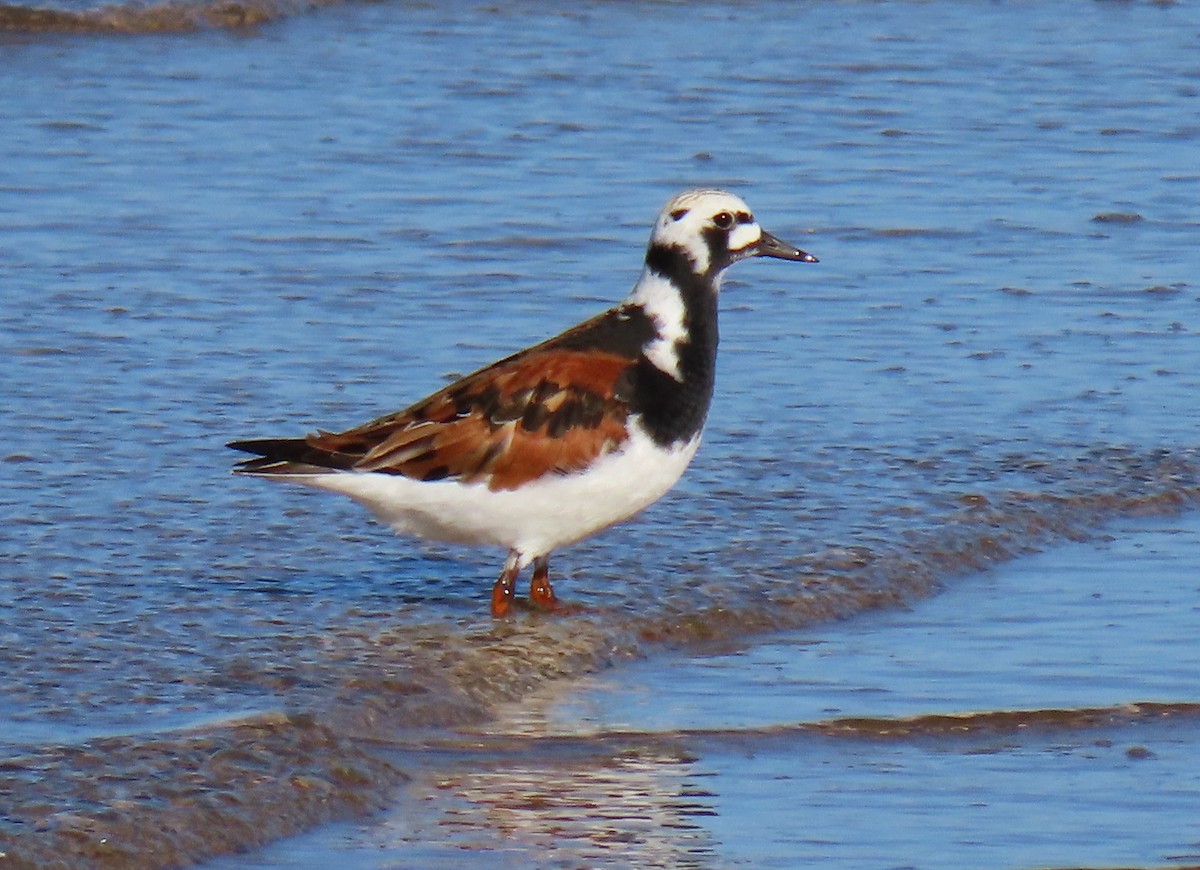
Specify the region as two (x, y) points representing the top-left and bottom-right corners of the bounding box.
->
(424, 748), (717, 868)
(314, 698), (1200, 870)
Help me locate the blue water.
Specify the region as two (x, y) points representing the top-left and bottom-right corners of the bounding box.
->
(3, 1), (1200, 866)
(504, 516), (1200, 735)
(211, 514), (1200, 869)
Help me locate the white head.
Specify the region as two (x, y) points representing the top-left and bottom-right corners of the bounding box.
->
(649, 189), (816, 277)
(629, 189), (817, 381)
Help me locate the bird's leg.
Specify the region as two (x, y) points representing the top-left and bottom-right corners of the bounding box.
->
(491, 551), (520, 618)
(528, 555), (558, 611)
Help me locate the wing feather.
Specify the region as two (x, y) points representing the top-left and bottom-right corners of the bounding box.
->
(302, 349), (635, 491)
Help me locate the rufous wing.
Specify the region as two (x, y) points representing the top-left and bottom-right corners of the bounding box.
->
(305, 350), (635, 491)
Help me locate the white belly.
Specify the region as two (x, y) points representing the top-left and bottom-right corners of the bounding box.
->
(289, 426), (701, 567)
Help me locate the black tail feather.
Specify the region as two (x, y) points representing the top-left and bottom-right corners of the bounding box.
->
(227, 437), (355, 474)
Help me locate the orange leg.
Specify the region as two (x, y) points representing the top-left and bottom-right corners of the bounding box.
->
(491, 552), (520, 618)
(528, 555), (558, 611)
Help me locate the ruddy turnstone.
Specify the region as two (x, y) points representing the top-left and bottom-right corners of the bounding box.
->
(229, 190), (816, 616)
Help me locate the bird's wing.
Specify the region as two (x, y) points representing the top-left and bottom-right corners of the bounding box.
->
(303, 347), (636, 491)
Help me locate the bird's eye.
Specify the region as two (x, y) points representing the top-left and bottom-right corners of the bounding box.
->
(713, 212), (733, 229)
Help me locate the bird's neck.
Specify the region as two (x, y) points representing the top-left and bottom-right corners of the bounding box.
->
(628, 244), (721, 378)
(625, 243), (721, 447)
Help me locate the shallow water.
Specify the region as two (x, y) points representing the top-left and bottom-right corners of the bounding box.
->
(3, 0), (1200, 867)
(209, 514), (1200, 869)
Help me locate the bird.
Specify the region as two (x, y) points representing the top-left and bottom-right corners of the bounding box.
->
(228, 189), (817, 617)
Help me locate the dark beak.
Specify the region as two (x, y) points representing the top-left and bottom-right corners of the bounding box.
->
(755, 230), (818, 263)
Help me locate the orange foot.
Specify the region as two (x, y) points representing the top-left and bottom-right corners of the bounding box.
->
(528, 555), (559, 612)
(491, 556), (519, 618)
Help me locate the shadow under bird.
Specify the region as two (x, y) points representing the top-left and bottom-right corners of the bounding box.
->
(229, 189), (817, 616)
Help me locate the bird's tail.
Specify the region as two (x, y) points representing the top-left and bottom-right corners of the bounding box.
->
(227, 438), (353, 474)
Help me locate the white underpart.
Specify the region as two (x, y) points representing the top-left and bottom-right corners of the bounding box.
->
(627, 268), (689, 380)
(283, 426), (702, 569)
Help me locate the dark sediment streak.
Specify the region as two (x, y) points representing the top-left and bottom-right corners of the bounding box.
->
(0, 0), (319, 33)
(791, 702), (1200, 742)
(437, 702), (1200, 758)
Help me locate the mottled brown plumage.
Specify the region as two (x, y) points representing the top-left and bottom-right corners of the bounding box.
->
(302, 349), (634, 491)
